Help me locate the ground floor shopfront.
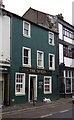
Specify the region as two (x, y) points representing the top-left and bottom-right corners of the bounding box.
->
(0, 66), (10, 106)
(64, 70), (74, 94)
(59, 67), (74, 96)
(10, 67), (59, 105)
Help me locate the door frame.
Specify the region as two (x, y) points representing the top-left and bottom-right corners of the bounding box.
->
(28, 74), (37, 102)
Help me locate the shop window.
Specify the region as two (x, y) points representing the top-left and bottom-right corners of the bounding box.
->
(37, 50), (44, 68)
(44, 76), (52, 94)
(49, 53), (55, 70)
(49, 32), (54, 45)
(23, 21), (31, 38)
(22, 47), (31, 67)
(15, 73), (25, 95)
(66, 78), (71, 93)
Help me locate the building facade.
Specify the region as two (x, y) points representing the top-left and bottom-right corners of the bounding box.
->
(0, 8), (10, 106)
(10, 12), (59, 105)
(58, 16), (74, 96)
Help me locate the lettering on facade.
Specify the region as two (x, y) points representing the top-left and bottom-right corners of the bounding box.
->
(20, 67), (52, 75)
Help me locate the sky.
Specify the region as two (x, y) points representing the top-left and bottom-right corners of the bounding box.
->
(3, 0), (73, 25)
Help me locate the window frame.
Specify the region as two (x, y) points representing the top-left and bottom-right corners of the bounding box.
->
(48, 31), (54, 45)
(15, 73), (25, 96)
(37, 50), (44, 69)
(22, 47), (31, 67)
(49, 53), (55, 70)
(44, 76), (52, 94)
(63, 27), (74, 40)
(23, 21), (31, 38)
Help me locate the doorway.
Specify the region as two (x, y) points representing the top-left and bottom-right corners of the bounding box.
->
(4, 74), (9, 105)
(28, 75), (37, 102)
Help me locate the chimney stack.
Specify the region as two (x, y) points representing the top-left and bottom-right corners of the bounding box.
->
(0, 0), (5, 9)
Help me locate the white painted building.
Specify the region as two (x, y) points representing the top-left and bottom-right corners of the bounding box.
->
(58, 15), (74, 95)
(0, 7), (10, 105)
(72, 1), (74, 26)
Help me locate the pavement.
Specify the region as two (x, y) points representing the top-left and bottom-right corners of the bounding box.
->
(2, 97), (72, 114)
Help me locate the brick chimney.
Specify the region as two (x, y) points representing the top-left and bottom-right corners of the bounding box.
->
(57, 13), (64, 20)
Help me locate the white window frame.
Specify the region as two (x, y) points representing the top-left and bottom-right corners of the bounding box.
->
(23, 21), (31, 38)
(22, 47), (31, 67)
(44, 76), (52, 94)
(49, 53), (55, 70)
(37, 50), (44, 69)
(48, 32), (54, 45)
(15, 73), (25, 96)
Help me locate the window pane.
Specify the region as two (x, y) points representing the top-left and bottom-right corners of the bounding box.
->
(25, 23), (29, 30)
(66, 78), (71, 93)
(38, 53), (42, 60)
(24, 49), (28, 56)
(24, 30), (28, 36)
(50, 55), (53, 67)
(49, 38), (52, 44)
(38, 60), (42, 66)
(72, 71), (74, 78)
(24, 57), (28, 64)
(50, 55), (53, 61)
(45, 78), (50, 84)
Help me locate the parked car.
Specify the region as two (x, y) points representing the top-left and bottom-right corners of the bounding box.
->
(72, 92), (74, 103)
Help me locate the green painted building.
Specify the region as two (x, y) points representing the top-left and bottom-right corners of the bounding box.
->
(9, 12), (59, 105)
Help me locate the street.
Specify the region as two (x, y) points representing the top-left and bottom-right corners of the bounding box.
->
(42, 109), (72, 118)
(2, 99), (72, 118)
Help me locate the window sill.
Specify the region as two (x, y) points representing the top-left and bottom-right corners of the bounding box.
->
(23, 64), (31, 68)
(49, 67), (55, 71)
(23, 34), (31, 38)
(37, 66), (44, 69)
(15, 93), (25, 96)
(44, 92), (52, 94)
(49, 43), (55, 46)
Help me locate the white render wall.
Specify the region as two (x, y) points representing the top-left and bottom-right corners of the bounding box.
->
(64, 57), (74, 67)
(64, 36), (74, 45)
(58, 23), (63, 40)
(59, 44), (63, 64)
(72, 1), (74, 26)
(0, 13), (10, 62)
